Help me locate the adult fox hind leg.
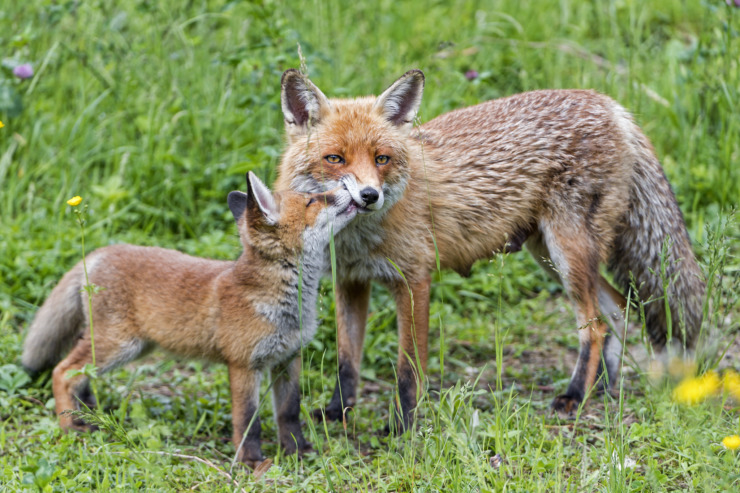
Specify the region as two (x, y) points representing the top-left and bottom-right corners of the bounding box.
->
(596, 277), (628, 394)
(530, 218), (612, 418)
(316, 280), (371, 422)
(527, 236), (626, 398)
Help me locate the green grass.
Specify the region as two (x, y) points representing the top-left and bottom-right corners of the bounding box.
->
(1, 0), (739, 490)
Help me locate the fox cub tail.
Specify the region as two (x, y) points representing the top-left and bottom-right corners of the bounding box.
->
(22, 262), (86, 374)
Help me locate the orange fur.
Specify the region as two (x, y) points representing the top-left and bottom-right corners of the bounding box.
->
(23, 173), (357, 465)
(275, 70), (705, 424)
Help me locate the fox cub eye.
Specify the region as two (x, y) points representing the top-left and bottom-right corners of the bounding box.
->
(325, 155), (344, 165)
(306, 197), (317, 207)
(375, 155), (390, 165)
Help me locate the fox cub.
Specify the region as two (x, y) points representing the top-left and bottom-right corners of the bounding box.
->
(22, 172), (358, 466)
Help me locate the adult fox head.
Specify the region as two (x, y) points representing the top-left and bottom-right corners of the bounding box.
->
(277, 70), (425, 213)
(228, 172), (358, 259)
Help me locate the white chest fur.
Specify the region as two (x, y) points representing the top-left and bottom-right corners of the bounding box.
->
(249, 230), (327, 369)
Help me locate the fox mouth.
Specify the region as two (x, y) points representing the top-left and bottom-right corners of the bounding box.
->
(339, 198), (375, 218)
(342, 200), (360, 215)
(348, 199), (372, 215)
(338, 198), (371, 216)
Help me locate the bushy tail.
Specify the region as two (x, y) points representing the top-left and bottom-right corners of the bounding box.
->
(608, 117), (705, 348)
(22, 262), (85, 373)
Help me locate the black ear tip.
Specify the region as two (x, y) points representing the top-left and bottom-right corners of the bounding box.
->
(281, 68), (301, 85)
(228, 190), (248, 222)
(407, 69), (425, 81)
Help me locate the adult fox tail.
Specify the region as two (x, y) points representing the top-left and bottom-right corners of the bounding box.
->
(609, 112), (705, 348)
(22, 262), (85, 373)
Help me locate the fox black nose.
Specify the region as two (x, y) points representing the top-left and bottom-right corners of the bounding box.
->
(360, 187), (379, 205)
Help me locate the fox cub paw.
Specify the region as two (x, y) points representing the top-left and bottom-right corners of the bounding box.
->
(297, 442), (314, 456)
(311, 404), (350, 423)
(60, 414), (100, 434)
(550, 394), (582, 420)
(240, 452), (265, 470)
(281, 438), (314, 457)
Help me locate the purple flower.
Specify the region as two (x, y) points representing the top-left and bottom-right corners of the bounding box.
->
(13, 63), (33, 80)
(727, 0), (740, 7)
(464, 70), (479, 81)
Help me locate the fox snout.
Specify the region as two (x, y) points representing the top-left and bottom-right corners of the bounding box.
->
(340, 175), (384, 212)
(360, 187), (380, 206)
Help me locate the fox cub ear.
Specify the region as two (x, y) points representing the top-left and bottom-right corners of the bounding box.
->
(246, 171), (279, 225)
(227, 173), (280, 225)
(227, 190), (248, 223)
(373, 70), (425, 132)
(281, 69), (332, 140)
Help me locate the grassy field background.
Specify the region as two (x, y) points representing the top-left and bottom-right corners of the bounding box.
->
(1, 0), (739, 490)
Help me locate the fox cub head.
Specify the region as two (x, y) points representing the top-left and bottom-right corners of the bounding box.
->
(228, 172), (358, 258)
(277, 69), (425, 214)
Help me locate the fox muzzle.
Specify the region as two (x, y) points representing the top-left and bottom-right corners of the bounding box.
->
(340, 175), (384, 211)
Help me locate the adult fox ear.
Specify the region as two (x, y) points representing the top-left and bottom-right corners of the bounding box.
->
(281, 69), (332, 141)
(373, 69), (425, 134)
(246, 171), (279, 225)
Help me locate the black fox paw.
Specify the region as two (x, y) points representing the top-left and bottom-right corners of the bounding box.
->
(311, 405), (350, 423)
(550, 394), (581, 420)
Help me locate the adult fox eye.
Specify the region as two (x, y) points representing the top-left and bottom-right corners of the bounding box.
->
(325, 155), (344, 164)
(375, 155), (390, 165)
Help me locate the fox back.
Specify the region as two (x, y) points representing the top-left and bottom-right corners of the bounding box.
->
(275, 70), (703, 346)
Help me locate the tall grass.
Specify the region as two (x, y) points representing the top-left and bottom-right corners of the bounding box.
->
(1, 0), (738, 490)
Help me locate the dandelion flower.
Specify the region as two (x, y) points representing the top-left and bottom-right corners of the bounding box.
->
(0, 121), (4, 128)
(723, 370), (740, 402)
(722, 435), (740, 450)
(672, 371), (720, 405)
(67, 196), (82, 206)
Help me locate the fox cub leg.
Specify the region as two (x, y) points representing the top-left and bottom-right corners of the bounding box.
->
(52, 332), (147, 431)
(271, 357), (312, 455)
(228, 365), (263, 468)
(530, 221), (614, 418)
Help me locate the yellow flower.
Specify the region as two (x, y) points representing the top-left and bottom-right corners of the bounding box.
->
(722, 435), (740, 450)
(0, 121), (4, 128)
(67, 196), (82, 206)
(723, 370), (740, 402)
(672, 371), (720, 405)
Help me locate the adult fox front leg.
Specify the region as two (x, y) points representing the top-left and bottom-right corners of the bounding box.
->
(274, 69), (705, 428)
(314, 280), (371, 422)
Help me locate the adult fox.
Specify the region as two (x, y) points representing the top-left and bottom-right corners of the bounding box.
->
(22, 172), (359, 466)
(275, 69), (705, 428)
